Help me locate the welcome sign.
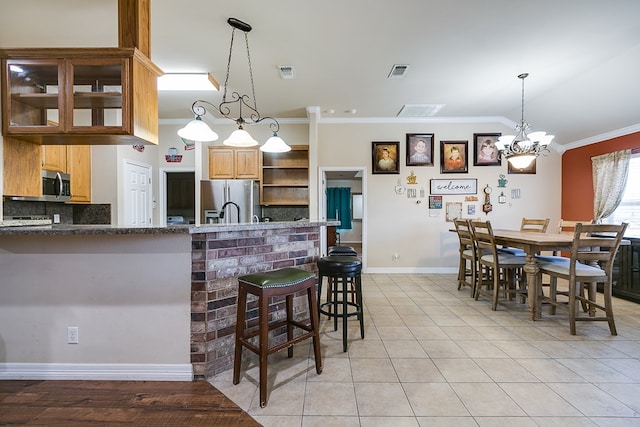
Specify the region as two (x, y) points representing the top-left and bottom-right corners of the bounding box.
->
(430, 179), (477, 195)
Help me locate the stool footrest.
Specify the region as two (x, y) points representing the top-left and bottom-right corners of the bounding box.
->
(239, 329), (316, 356)
(319, 301), (361, 318)
(240, 319), (313, 341)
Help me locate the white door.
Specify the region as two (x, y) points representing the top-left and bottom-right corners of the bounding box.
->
(123, 160), (152, 226)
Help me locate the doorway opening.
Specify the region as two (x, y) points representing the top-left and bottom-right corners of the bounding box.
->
(159, 169), (196, 225)
(319, 167), (367, 269)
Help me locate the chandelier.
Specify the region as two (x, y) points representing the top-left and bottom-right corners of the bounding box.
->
(495, 73), (553, 169)
(177, 18), (290, 153)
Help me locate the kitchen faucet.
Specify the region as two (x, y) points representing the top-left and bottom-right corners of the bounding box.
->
(219, 201), (241, 223)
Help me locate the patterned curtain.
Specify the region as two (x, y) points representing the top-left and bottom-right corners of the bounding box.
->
(592, 149), (631, 222)
(327, 187), (352, 230)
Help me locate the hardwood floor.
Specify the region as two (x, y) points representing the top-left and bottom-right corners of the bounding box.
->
(0, 380), (260, 426)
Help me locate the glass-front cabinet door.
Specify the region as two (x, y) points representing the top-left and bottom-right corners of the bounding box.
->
(5, 59), (63, 132)
(67, 58), (127, 131)
(2, 56), (128, 135)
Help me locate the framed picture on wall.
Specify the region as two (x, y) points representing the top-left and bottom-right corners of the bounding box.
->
(440, 140), (468, 173)
(508, 159), (537, 174)
(406, 133), (434, 166)
(372, 141), (400, 174)
(473, 133), (502, 166)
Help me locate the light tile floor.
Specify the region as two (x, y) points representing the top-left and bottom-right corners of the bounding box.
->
(211, 273), (640, 426)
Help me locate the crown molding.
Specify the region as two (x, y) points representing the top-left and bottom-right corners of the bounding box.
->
(559, 123), (640, 153)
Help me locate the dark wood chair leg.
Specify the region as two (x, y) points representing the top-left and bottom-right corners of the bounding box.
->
(341, 275), (349, 352)
(258, 292), (269, 408)
(355, 275), (365, 339)
(286, 294), (294, 358)
(317, 273), (324, 320)
(307, 285), (323, 374)
(233, 285), (247, 385)
(333, 277), (339, 332)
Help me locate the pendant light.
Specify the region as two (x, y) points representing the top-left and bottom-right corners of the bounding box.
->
(177, 18), (290, 152)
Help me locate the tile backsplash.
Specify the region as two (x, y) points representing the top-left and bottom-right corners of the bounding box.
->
(261, 206), (309, 222)
(3, 200), (111, 224)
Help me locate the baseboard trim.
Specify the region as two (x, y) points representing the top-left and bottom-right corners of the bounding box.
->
(0, 363), (193, 381)
(364, 267), (457, 274)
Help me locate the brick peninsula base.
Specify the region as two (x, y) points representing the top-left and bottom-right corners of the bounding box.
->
(189, 222), (322, 379)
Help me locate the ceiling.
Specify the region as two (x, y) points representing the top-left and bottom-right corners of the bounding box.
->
(2, 0), (640, 150)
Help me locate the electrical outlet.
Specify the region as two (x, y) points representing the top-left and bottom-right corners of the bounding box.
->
(53, 214), (60, 224)
(67, 326), (79, 344)
(392, 253), (400, 261)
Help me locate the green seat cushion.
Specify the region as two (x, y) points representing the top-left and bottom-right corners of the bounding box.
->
(238, 267), (315, 289)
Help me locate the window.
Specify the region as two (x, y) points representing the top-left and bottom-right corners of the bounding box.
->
(603, 154), (640, 232)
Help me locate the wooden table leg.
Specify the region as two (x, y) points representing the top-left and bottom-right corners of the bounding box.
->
(523, 250), (541, 320)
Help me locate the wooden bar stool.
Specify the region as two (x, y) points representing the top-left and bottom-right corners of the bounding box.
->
(326, 245), (358, 308)
(233, 267), (322, 408)
(317, 255), (364, 352)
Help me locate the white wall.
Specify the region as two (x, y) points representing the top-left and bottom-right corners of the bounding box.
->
(317, 121), (562, 273)
(0, 233), (192, 379)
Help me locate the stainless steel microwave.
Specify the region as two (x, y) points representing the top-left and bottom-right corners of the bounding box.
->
(11, 170), (71, 202)
(42, 170), (71, 202)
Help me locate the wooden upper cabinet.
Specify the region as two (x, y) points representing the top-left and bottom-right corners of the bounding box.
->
(0, 47), (162, 145)
(41, 145), (67, 172)
(2, 137), (41, 197)
(208, 146), (259, 179)
(235, 149), (260, 179)
(208, 147), (235, 179)
(67, 145), (91, 203)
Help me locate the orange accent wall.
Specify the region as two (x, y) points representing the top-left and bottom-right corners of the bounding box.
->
(562, 132), (640, 220)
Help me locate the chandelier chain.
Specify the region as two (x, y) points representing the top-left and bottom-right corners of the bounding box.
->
(520, 75), (525, 128)
(222, 28), (235, 102)
(244, 32), (258, 113)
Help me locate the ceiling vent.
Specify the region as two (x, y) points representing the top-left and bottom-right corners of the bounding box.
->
(397, 104), (445, 117)
(278, 65), (295, 79)
(388, 64), (409, 79)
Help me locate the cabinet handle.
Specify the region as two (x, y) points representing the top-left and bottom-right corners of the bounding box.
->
(55, 172), (63, 199)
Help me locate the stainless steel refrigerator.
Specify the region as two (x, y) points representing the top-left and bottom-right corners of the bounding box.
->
(200, 180), (260, 224)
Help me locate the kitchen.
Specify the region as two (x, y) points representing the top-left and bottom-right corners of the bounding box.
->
(1, 0), (639, 404)
(2, 1), (640, 426)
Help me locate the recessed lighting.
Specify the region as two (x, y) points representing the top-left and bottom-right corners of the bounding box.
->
(157, 73), (219, 91)
(345, 109), (357, 114)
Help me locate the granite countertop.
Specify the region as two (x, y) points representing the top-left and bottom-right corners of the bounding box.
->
(0, 220), (337, 236)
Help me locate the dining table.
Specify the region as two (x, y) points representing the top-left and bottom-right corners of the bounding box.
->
(491, 229), (575, 320)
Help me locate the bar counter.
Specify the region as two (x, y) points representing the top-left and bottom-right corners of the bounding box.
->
(0, 221), (331, 381)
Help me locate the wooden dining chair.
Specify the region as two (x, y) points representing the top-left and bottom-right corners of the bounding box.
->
(537, 222), (628, 335)
(556, 219), (590, 234)
(544, 219), (594, 313)
(500, 218), (550, 256)
(520, 218), (550, 233)
(454, 218), (477, 297)
(470, 219), (527, 310)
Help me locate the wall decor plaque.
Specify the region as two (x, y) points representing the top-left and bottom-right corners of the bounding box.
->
(430, 179), (477, 195)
